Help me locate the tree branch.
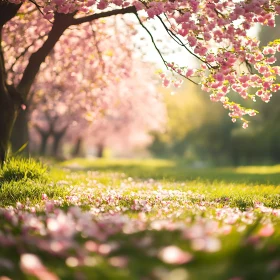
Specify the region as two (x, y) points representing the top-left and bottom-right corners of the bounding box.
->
(28, 0), (44, 17)
(16, 6), (136, 99)
(72, 6), (137, 25)
(90, 22), (105, 72)
(158, 15), (212, 69)
(0, 2), (21, 94)
(28, 0), (53, 24)
(134, 13), (168, 69)
(17, 12), (75, 100)
(0, 2), (21, 26)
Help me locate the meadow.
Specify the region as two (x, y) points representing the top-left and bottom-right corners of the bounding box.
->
(0, 158), (280, 280)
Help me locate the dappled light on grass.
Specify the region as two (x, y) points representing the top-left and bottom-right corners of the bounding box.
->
(62, 158), (280, 186)
(233, 165), (280, 175)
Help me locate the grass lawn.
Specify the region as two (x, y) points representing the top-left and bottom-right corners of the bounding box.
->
(0, 158), (280, 280)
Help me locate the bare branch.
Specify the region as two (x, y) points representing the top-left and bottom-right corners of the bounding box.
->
(134, 13), (168, 69)
(72, 6), (137, 25)
(28, 0), (54, 24)
(135, 14), (197, 84)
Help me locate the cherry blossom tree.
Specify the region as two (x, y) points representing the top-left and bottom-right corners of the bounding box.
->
(2, 4), (136, 155)
(28, 19), (137, 156)
(30, 57), (166, 157)
(2, 0), (280, 164)
(65, 64), (166, 158)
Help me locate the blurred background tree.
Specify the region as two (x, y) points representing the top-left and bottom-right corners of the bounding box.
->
(22, 15), (280, 165)
(149, 83), (233, 165)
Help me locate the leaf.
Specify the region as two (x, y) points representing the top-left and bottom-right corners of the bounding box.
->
(13, 142), (29, 156)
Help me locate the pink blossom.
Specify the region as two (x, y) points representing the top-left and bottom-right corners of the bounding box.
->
(162, 78), (171, 88)
(203, 32), (212, 41)
(263, 47), (276, 55)
(186, 69), (194, 78)
(215, 73), (224, 82)
(187, 36), (197, 47)
(158, 246), (192, 264)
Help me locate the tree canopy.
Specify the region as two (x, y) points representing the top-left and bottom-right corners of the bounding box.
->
(1, 0), (280, 163)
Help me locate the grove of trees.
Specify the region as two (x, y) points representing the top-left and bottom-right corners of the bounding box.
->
(2, 0), (280, 164)
(29, 57), (165, 157)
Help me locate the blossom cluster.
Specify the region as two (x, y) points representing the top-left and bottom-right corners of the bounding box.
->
(3, 8), (166, 152)
(5, 0), (280, 127)
(141, 0), (280, 127)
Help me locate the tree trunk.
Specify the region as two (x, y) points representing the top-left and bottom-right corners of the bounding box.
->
(16, 13), (74, 99)
(52, 135), (63, 158)
(96, 144), (104, 158)
(39, 134), (49, 156)
(0, 91), (18, 165)
(10, 108), (29, 155)
(51, 126), (67, 158)
(72, 137), (83, 157)
(34, 125), (51, 156)
(0, 3), (23, 165)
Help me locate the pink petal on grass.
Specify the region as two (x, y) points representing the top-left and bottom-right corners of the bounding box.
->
(20, 254), (58, 280)
(109, 256), (129, 268)
(84, 241), (98, 252)
(158, 246), (192, 265)
(259, 224), (274, 237)
(98, 244), (112, 255)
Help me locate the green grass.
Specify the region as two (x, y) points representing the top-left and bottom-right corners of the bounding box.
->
(1, 157), (280, 280)
(61, 158), (280, 209)
(61, 157), (280, 184)
(0, 157), (68, 206)
(2, 156), (279, 211)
